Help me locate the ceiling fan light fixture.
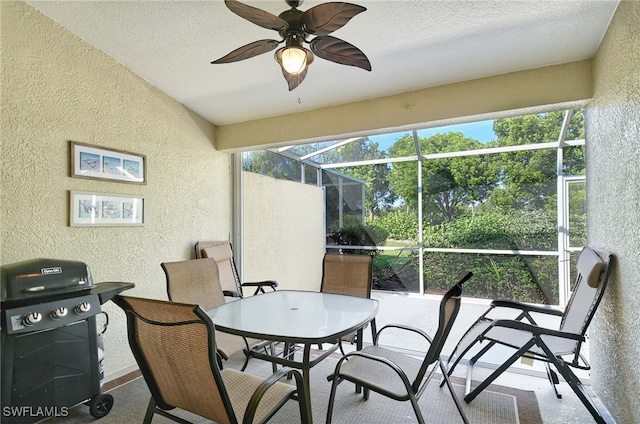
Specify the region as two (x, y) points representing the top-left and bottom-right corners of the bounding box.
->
(275, 46), (313, 75)
(214, 0), (369, 90)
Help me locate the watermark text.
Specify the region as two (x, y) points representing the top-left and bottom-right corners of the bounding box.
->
(2, 406), (69, 418)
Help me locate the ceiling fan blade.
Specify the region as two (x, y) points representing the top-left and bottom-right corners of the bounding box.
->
(224, 0), (288, 31)
(299, 2), (366, 36)
(310, 35), (371, 71)
(211, 39), (280, 64)
(281, 66), (309, 91)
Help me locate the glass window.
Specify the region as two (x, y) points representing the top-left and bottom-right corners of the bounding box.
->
(374, 248), (420, 293)
(342, 180), (364, 226)
(423, 252), (559, 304)
(323, 170), (341, 233)
(303, 163), (318, 185)
(287, 141), (337, 160)
(564, 108), (586, 142)
(417, 121), (496, 154)
(243, 150), (301, 182)
(563, 145), (585, 175)
(302, 136), (394, 165)
(366, 132), (414, 159)
(418, 148), (558, 251)
(568, 181), (587, 248)
(241, 108), (585, 305)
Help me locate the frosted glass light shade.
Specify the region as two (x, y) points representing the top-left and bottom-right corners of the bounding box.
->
(276, 47), (308, 75)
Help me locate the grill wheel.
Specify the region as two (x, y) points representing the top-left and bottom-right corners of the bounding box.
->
(88, 393), (114, 418)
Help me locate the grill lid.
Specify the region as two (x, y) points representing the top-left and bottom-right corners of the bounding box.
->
(1, 258), (94, 303)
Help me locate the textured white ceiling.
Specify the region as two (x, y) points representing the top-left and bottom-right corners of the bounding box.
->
(27, 0), (619, 126)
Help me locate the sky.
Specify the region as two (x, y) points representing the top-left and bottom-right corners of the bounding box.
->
(418, 120), (496, 143)
(370, 119), (496, 153)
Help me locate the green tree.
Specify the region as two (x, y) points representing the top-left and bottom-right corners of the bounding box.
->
(243, 150), (302, 181)
(486, 110), (585, 211)
(388, 133), (498, 223)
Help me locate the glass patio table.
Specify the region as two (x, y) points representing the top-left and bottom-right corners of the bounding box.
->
(207, 290), (379, 423)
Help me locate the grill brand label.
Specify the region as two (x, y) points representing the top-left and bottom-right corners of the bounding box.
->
(40, 267), (62, 275)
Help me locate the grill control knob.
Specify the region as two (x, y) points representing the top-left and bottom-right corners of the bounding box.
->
(23, 312), (42, 326)
(75, 302), (91, 314)
(51, 307), (68, 319)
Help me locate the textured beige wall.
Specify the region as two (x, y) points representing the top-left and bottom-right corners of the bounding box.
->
(215, 60), (592, 152)
(243, 171), (325, 292)
(1, 1), (231, 379)
(586, 1), (640, 423)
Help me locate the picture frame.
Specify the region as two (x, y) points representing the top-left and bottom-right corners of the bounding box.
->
(70, 141), (146, 184)
(70, 191), (144, 227)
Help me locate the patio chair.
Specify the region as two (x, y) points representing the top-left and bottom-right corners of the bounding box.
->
(161, 258), (261, 370)
(325, 272), (474, 424)
(319, 253), (377, 353)
(195, 240), (278, 299)
(444, 246), (613, 424)
(112, 295), (309, 424)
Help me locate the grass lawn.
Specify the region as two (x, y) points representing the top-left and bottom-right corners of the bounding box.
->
(373, 240), (419, 292)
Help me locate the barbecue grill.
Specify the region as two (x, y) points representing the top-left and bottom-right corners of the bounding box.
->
(1, 258), (134, 423)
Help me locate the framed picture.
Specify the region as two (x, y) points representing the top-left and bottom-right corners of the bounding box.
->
(70, 191), (144, 227)
(71, 141), (146, 184)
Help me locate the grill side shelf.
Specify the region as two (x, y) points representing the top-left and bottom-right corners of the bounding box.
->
(91, 282), (135, 305)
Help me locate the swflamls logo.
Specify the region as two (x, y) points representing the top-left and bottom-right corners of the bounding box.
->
(41, 267), (62, 275)
(2, 406), (69, 418)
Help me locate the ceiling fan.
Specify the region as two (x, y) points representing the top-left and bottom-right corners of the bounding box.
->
(211, 0), (371, 91)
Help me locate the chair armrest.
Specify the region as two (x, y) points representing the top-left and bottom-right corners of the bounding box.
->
(223, 290), (241, 298)
(244, 367), (305, 424)
(491, 299), (564, 316)
(242, 280), (278, 289)
(490, 319), (585, 341)
(375, 324), (433, 346)
(242, 280), (279, 295)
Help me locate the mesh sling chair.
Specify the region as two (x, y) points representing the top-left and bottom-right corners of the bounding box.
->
(112, 295), (309, 424)
(444, 247), (613, 424)
(194, 242), (281, 366)
(161, 258), (263, 371)
(195, 240), (278, 299)
(325, 272), (473, 424)
(319, 253), (377, 353)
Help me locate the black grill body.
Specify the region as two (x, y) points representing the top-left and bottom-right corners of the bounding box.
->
(1, 259), (133, 423)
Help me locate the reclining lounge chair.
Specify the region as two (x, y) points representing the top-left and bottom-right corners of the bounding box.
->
(444, 246), (613, 424)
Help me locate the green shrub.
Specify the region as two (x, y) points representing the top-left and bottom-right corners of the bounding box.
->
(371, 209), (559, 304)
(423, 210), (556, 251)
(422, 252), (557, 304)
(327, 224), (388, 255)
(373, 210), (419, 240)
